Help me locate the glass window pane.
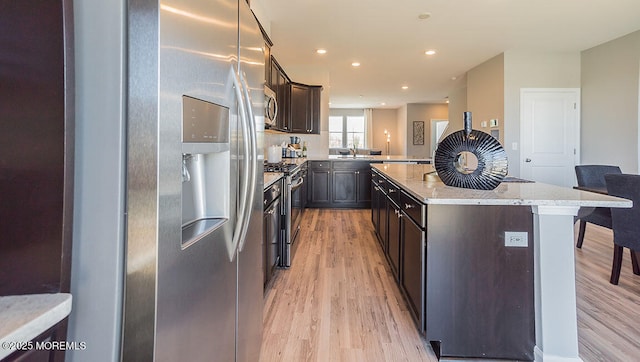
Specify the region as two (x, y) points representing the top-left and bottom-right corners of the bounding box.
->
(329, 117), (343, 132)
(329, 132), (343, 148)
(347, 132), (364, 148)
(346, 116), (364, 132)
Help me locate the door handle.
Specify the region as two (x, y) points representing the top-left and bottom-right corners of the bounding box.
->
(237, 70), (258, 253)
(229, 67), (250, 262)
(525, 158), (532, 163)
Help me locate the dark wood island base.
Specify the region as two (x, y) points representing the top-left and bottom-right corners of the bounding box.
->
(426, 205), (535, 360)
(373, 167), (535, 360)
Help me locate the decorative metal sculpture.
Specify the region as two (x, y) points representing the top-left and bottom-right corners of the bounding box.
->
(434, 112), (508, 190)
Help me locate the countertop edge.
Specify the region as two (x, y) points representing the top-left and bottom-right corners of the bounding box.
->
(0, 293), (72, 359)
(263, 173), (283, 190)
(372, 164), (632, 208)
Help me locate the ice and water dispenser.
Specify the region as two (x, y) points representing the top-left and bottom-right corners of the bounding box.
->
(181, 96), (230, 248)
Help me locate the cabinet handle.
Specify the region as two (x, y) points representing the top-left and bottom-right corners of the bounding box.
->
(405, 203), (415, 209)
(388, 189), (396, 193)
(356, 171), (360, 175)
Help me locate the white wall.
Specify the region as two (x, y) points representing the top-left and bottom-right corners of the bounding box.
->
(467, 54), (505, 145)
(581, 30), (640, 173)
(371, 108), (398, 154)
(450, 51), (581, 177)
(405, 103), (449, 158)
(445, 78), (468, 139)
(396, 104), (408, 155)
(503, 50), (581, 176)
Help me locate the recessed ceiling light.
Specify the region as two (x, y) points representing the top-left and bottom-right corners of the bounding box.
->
(316, 49), (327, 54)
(381, 102), (386, 106)
(418, 12), (431, 20)
(425, 50), (436, 55)
(352, 62), (361, 67)
(401, 86), (409, 90)
(451, 76), (457, 80)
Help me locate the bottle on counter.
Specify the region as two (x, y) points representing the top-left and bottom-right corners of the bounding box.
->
(302, 141), (307, 158)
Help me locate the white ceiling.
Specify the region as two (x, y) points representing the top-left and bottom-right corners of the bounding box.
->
(260, 0), (640, 109)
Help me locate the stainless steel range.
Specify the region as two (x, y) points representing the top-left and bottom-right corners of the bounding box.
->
(264, 161), (306, 267)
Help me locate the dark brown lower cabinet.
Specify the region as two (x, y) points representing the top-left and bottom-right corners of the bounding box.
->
(386, 200), (401, 282)
(307, 161), (372, 208)
(308, 162), (331, 207)
(401, 213), (425, 331)
(372, 169), (535, 361)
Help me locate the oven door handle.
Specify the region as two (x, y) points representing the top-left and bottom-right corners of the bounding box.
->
(291, 176), (304, 191)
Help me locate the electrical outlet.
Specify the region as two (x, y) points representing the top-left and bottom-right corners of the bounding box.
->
(505, 232), (528, 247)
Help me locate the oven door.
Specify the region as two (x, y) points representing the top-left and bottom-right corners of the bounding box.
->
(283, 168), (305, 267)
(289, 170), (304, 242)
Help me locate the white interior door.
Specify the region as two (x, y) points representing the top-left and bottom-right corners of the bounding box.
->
(520, 88), (580, 187)
(431, 119), (449, 156)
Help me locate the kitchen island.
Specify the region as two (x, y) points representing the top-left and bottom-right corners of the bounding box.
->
(371, 163), (631, 362)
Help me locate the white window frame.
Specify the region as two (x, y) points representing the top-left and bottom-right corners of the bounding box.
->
(329, 109), (366, 149)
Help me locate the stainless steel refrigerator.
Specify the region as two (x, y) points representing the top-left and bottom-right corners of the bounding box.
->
(69, 0), (264, 360)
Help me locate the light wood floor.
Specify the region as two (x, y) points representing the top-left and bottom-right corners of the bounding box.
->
(260, 209), (640, 361)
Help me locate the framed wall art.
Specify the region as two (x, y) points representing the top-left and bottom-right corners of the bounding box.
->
(413, 121), (425, 145)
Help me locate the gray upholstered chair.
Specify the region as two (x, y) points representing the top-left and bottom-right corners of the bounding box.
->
(574, 165), (622, 248)
(604, 173), (640, 285)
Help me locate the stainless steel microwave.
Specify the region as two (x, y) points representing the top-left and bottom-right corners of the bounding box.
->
(264, 85), (277, 127)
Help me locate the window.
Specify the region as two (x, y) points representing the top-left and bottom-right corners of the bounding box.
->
(329, 111), (366, 149)
(329, 116), (343, 148)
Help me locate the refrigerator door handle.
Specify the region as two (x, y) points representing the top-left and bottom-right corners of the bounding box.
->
(229, 67), (250, 262)
(237, 70), (258, 252)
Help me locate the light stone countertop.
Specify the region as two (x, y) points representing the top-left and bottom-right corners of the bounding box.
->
(264, 173), (283, 190)
(373, 163), (632, 208)
(0, 293), (72, 359)
(276, 156), (430, 167)
(319, 155), (431, 162)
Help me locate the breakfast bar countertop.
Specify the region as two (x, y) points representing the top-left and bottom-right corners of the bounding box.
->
(372, 163), (631, 208)
(0, 293), (72, 359)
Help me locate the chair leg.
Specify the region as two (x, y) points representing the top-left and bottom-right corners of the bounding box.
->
(576, 220), (587, 248)
(631, 250), (640, 276)
(610, 245), (624, 285)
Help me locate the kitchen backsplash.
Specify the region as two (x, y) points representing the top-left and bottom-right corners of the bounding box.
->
(264, 132), (329, 158)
